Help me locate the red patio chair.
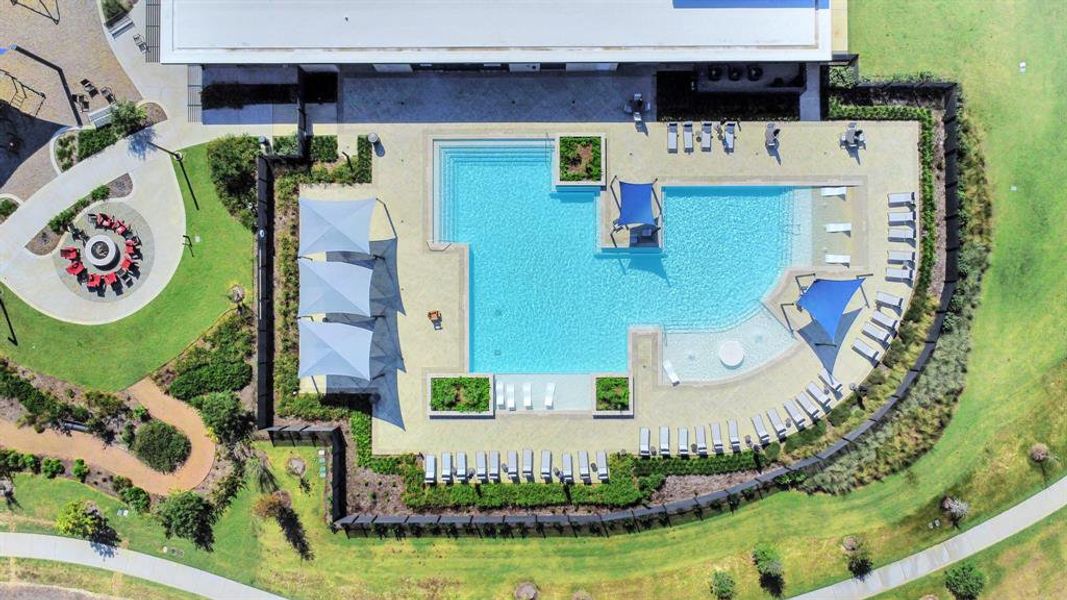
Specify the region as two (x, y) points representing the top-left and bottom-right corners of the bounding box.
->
(61, 247), (80, 260)
(65, 262), (85, 276)
(103, 272), (118, 286)
(115, 223), (128, 236)
(120, 256), (134, 271)
(86, 274), (102, 289)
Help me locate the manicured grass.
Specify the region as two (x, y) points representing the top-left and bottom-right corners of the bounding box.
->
(0, 145), (253, 390)
(874, 506), (1067, 599)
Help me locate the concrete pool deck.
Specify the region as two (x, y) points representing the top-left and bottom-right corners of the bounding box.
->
(299, 119), (920, 457)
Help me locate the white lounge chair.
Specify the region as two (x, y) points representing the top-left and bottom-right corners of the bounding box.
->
(659, 426), (670, 456)
(888, 192), (915, 207)
(596, 451), (609, 482)
(889, 227), (916, 242)
(853, 339), (882, 363)
(819, 368), (843, 392)
(886, 267), (915, 282)
(727, 420), (740, 451)
(821, 186), (848, 197)
(767, 408), (788, 439)
(826, 254), (851, 265)
(475, 451), (487, 482)
(544, 382), (555, 409)
(683, 122), (694, 153)
(825, 222), (852, 233)
(677, 427), (689, 457)
(495, 380), (505, 409)
(662, 359), (680, 386)
(541, 450), (552, 482)
(872, 310), (899, 331)
(561, 453), (574, 484)
(489, 451), (500, 482)
(806, 382), (831, 408)
(667, 122), (678, 152)
(424, 455), (436, 484)
(442, 452), (453, 484)
(796, 393), (820, 421)
(724, 122), (736, 152)
(695, 426), (708, 456)
(863, 321), (892, 346)
(456, 452), (468, 483)
(888, 250), (915, 264)
(711, 423), (724, 454)
(639, 427), (651, 457)
(507, 450), (519, 481)
(752, 415), (771, 445)
(522, 449), (534, 480)
(877, 291), (904, 311)
(522, 382), (532, 409)
(701, 122), (713, 152)
(505, 384), (516, 411)
(889, 210), (916, 225)
(578, 451), (591, 483)
(783, 401), (807, 429)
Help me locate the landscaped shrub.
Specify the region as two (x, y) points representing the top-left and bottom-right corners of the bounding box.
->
(310, 135), (338, 163)
(48, 185), (110, 234)
(55, 500), (111, 540)
(206, 134), (260, 228)
(20, 453), (40, 474)
(0, 198), (16, 221)
(121, 486), (151, 513)
(191, 392), (251, 444)
(166, 311), (253, 400)
(595, 377), (629, 411)
(845, 536), (873, 576)
(271, 134), (300, 156)
(101, 0), (132, 24)
(710, 571), (736, 599)
(41, 458), (64, 478)
(783, 420), (827, 453)
(72, 459), (90, 482)
(633, 452), (758, 477)
(108, 99), (147, 136)
(132, 421), (191, 473)
(55, 134), (76, 170)
(76, 125), (119, 160)
(156, 491), (215, 549)
(429, 377), (490, 412)
(0, 360), (86, 431)
(558, 136), (602, 182)
(945, 560), (985, 599)
(111, 475), (132, 493)
(752, 543), (785, 595)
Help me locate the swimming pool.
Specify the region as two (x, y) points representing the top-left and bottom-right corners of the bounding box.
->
(436, 140), (810, 377)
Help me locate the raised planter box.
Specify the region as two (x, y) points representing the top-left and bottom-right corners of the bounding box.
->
(591, 374), (633, 418)
(553, 135), (606, 188)
(426, 374), (495, 418)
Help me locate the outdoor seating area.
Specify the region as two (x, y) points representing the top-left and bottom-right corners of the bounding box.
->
(424, 448), (609, 485)
(59, 211), (143, 296)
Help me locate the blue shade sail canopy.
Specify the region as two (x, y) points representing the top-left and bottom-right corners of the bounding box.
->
(298, 260), (373, 317)
(298, 198), (375, 255)
(617, 181), (656, 227)
(298, 321), (374, 380)
(796, 278), (864, 341)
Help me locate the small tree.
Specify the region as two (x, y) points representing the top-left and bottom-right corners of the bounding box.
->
(41, 458), (64, 478)
(710, 570), (736, 599)
(109, 99), (147, 136)
(943, 496), (971, 526)
(945, 561), (985, 599)
(20, 454), (40, 474)
(72, 459), (90, 482)
(845, 536), (873, 577)
(752, 543), (785, 596)
(55, 500), (108, 540)
(132, 421), (191, 472)
(121, 486), (151, 513)
(195, 392), (251, 445)
(157, 491), (215, 549)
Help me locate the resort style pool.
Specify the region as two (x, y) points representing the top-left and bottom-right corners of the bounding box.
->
(436, 140), (811, 379)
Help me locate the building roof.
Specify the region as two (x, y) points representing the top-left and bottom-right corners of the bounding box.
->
(161, 0), (834, 65)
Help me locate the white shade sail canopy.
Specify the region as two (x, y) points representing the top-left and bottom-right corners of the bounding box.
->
(298, 198), (375, 256)
(298, 321), (374, 380)
(298, 260), (373, 317)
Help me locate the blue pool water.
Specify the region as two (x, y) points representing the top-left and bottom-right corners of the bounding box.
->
(437, 141), (805, 374)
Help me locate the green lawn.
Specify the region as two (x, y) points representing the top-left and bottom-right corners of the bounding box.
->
(0, 145), (253, 390)
(874, 506), (1067, 599)
(1, 2), (1065, 598)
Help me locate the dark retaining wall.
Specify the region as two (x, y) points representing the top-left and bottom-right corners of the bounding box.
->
(263, 82), (964, 538)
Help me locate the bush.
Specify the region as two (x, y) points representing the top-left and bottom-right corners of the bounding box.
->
(48, 185), (110, 234)
(710, 571), (736, 599)
(845, 537), (873, 577)
(109, 99), (146, 136)
(192, 392), (251, 444)
(156, 491), (215, 549)
(558, 136), (602, 182)
(55, 500), (110, 540)
(131, 421), (191, 473)
(206, 135), (260, 228)
(167, 311), (253, 400)
(121, 486), (151, 513)
(595, 377), (630, 411)
(121, 422), (136, 446)
(111, 475), (132, 493)
(752, 543), (785, 595)
(783, 420), (827, 454)
(0, 198), (16, 221)
(945, 561), (985, 599)
(271, 134), (299, 156)
(21, 453), (40, 474)
(72, 459), (90, 482)
(76, 125), (119, 160)
(429, 377), (490, 412)
(310, 135), (338, 163)
(42, 458), (64, 478)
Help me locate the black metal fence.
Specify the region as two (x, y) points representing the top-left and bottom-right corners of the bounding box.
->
(264, 425), (347, 522)
(266, 82), (965, 538)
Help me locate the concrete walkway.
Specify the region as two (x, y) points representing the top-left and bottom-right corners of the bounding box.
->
(794, 474), (1067, 599)
(0, 533), (286, 600)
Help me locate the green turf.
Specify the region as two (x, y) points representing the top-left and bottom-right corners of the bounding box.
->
(0, 145), (253, 390)
(874, 506), (1067, 599)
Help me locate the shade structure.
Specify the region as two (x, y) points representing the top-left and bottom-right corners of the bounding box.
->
(617, 181), (656, 227)
(298, 321), (374, 380)
(298, 198), (375, 255)
(298, 260), (373, 317)
(797, 278), (864, 341)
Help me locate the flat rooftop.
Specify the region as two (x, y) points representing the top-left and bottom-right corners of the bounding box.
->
(161, 0), (834, 65)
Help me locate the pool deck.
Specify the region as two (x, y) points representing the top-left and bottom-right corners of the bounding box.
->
(299, 119), (920, 457)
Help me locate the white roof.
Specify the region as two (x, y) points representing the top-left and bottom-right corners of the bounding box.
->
(298, 320), (374, 380)
(298, 260), (373, 317)
(298, 198), (375, 256)
(161, 0), (834, 65)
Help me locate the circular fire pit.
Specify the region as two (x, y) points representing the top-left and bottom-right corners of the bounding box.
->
(86, 234), (119, 269)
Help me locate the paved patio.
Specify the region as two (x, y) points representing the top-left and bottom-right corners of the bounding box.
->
(299, 118), (921, 459)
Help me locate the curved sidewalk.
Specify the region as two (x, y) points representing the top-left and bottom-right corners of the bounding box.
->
(0, 533), (286, 600)
(794, 474), (1067, 599)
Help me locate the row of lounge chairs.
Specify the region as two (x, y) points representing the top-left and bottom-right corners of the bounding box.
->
(494, 380), (555, 410)
(424, 449), (609, 485)
(667, 121), (736, 154)
(851, 199), (914, 364)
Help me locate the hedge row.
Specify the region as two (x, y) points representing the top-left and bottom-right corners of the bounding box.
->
(48, 185), (109, 234)
(76, 125), (119, 160)
(0, 359), (88, 431)
(633, 451), (759, 477)
(167, 310), (253, 401)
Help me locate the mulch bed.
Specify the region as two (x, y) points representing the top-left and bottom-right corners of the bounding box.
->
(25, 226), (60, 256)
(648, 471), (761, 504)
(106, 173), (133, 198)
(143, 102), (167, 127)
